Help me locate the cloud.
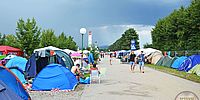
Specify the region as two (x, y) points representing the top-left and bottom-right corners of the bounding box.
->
(88, 24), (154, 48)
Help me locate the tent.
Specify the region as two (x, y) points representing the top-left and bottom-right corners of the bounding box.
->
(5, 57), (27, 84)
(162, 57), (178, 67)
(171, 56), (187, 69)
(155, 56), (171, 66)
(0, 46), (23, 56)
(146, 51), (163, 64)
(32, 64), (78, 91)
(0, 66), (30, 100)
(26, 49), (74, 78)
(188, 64), (200, 76)
(63, 49), (75, 54)
(178, 55), (200, 72)
(0, 80), (23, 100)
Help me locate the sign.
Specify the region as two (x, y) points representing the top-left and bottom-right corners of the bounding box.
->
(131, 39), (136, 50)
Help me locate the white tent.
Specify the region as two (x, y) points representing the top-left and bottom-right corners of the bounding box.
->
(63, 49), (76, 54)
(33, 46), (62, 57)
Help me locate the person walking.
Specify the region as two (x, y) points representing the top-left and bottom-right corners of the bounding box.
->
(137, 51), (145, 73)
(110, 52), (113, 65)
(129, 50), (136, 72)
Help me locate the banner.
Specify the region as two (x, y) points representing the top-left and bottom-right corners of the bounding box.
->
(131, 39), (136, 50)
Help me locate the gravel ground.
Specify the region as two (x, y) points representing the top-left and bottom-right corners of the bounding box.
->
(29, 84), (85, 100)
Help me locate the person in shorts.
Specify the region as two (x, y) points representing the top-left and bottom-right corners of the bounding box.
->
(129, 50), (136, 72)
(137, 51), (145, 73)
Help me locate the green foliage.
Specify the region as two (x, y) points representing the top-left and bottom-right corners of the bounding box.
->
(5, 34), (20, 48)
(143, 43), (153, 48)
(90, 47), (99, 62)
(16, 18), (41, 55)
(0, 33), (6, 45)
(40, 29), (57, 47)
(152, 0), (200, 51)
(108, 28), (139, 51)
(56, 32), (78, 50)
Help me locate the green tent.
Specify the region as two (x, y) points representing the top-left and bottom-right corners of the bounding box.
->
(155, 56), (164, 66)
(156, 56), (171, 66)
(162, 57), (178, 67)
(188, 64), (200, 76)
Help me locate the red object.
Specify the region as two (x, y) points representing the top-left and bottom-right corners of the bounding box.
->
(0, 46), (23, 56)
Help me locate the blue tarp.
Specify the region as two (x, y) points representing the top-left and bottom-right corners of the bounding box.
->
(171, 56), (187, 69)
(5, 57), (27, 84)
(0, 80), (23, 100)
(0, 66), (30, 100)
(178, 55), (200, 72)
(32, 64), (78, 91)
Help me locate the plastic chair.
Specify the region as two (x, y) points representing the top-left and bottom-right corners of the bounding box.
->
(90, 70), (100, 84)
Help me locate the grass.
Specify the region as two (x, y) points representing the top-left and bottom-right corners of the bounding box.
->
(145, 64), (200, 83)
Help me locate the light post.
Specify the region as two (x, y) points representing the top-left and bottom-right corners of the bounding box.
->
(80, 28), (86, 68)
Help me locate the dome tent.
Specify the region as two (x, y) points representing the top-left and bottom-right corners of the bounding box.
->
(32, 64), (78, 91)
(0, 66), (30, 100)
(5, 56), (27, 84)
(171, 56), (187, 69)
(178, 55), (200, 72)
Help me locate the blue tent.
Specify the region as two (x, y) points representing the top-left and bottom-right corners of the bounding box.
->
(178, 55), (200, 72)
(5, 57), (27, 84)
(0, 80), (23, 100)
(171, 56), (187, 69)
(0, 66), (30, 100)
(32, 64), (78, 91)
(25, 50), (73, 78)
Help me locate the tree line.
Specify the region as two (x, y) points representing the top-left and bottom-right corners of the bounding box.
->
(0, 18), (78, 55)
(151, 0), (200, 51)
(108, 28), (139, 51)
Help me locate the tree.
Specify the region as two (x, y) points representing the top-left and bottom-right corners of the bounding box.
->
(5, 34), (20, 48)
(109, 28), (139, 51)
(40, 29), (57, 47)
(151, 0), (200, 51)
(143, 43), (153, 48)
(0, 33), (6, 45)
(56, 32), (78, 50)
(16, 18), (41, 55)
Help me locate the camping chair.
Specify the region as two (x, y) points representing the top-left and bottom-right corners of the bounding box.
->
(90, 70), (100, 84)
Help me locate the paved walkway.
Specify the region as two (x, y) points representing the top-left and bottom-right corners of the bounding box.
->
(81, 56), (200, 100)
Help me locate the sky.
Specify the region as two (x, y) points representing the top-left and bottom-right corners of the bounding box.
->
(0, 0), (190, 49)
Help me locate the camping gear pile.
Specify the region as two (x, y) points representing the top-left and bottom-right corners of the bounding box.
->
(0, 46), (80, 99)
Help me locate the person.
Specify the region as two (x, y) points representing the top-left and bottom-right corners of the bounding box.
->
(109, 53), (113, 65)
(137, 51), (145, 73)
(90, 64), (100, 74)
(129, 50), (136, 72)
(71, 64), (83, 80)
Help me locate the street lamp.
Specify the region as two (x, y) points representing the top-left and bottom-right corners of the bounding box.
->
(80, 28), (86, 68)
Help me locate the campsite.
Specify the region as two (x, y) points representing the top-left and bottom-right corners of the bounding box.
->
(1, 0), (200, 100)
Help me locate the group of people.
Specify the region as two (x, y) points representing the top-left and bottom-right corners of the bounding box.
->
(129, 50), (145, 73)
(71, 63), (100, 81)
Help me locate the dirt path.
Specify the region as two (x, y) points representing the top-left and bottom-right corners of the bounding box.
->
(80, 56), (200, 100)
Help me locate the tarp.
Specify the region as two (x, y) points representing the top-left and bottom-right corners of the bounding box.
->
(162, 57), (178, 67)
(0, 66), (30, 100)
(171, 56), (187, 69)
(178, 55), (200, 72)
(32, 64), (78, 91)
(0, 46), (23, 56)
(0, 80), (23, 100)
(188, 64), (200, 76)
(5, 57), (27, 84)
